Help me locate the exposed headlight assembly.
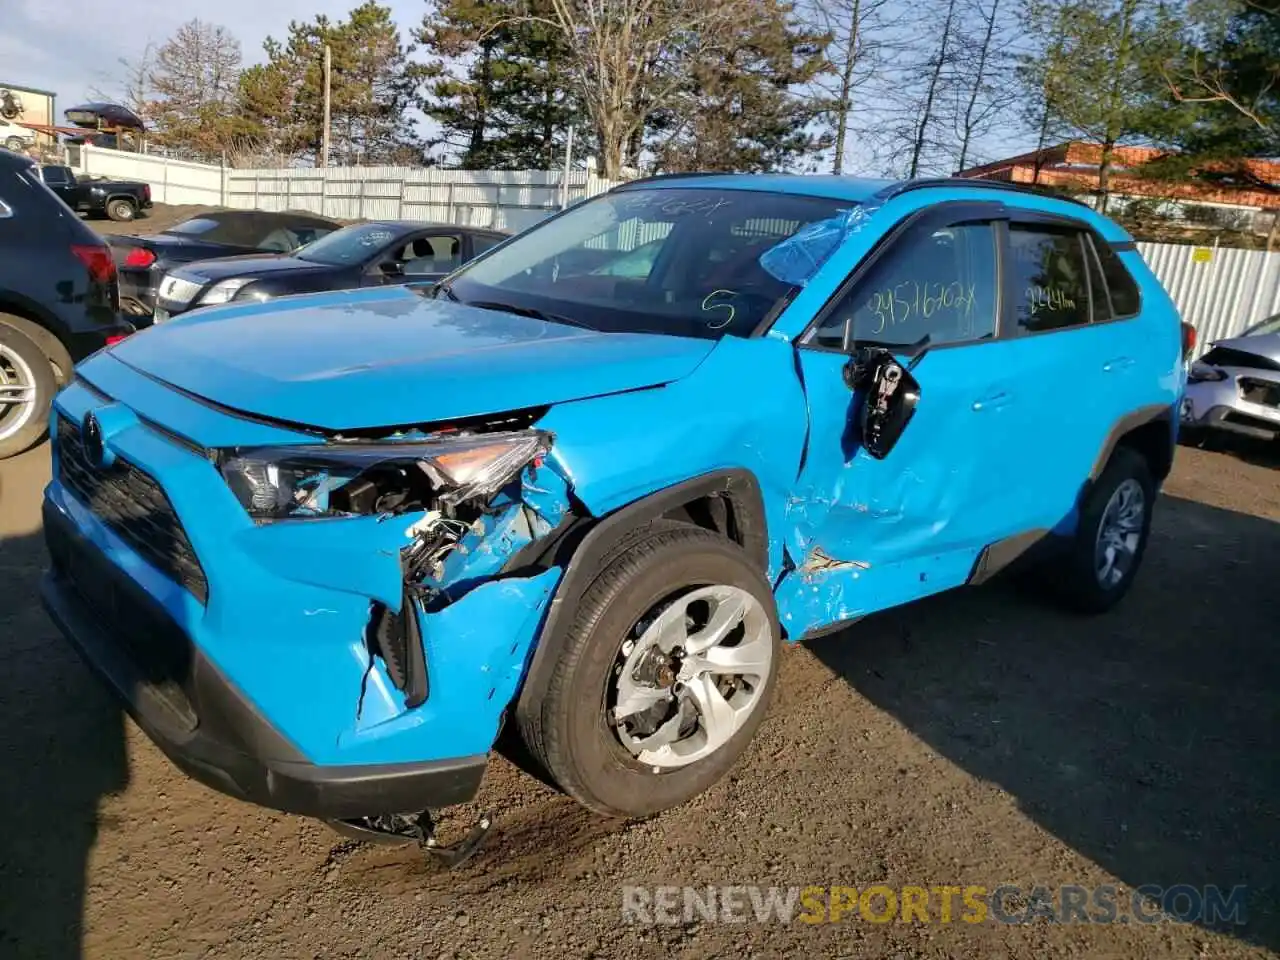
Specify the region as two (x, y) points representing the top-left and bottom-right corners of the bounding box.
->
(219, 430), (553, 521)
(200, 278), (256, 305)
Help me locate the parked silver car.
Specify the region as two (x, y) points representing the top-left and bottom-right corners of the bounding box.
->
(1182, 314), (1280, 442)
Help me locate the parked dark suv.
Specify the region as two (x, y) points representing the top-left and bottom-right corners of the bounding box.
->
(0, 148), (134, 458)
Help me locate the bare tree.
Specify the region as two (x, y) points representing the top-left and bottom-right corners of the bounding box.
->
(804, 0), (894, 173)
(907, 0), (962, 177)
(951, 0), (1017, 171)
(148, 19), (244, 157)
(530, 0), (774, 178)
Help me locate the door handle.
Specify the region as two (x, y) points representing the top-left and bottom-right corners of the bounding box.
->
(1102, 356), (1135, 373)
(972, 391), (1012, 412)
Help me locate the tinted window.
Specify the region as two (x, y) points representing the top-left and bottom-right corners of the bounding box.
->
(42, 167), (70, 185)
(400, 235), (462, 275)
(812, 222), (999, 349)
(447, 188), (849, 339)
(1092, 239), (1140, 317)
(296, 223), (404, 266)
(1008, 226), (1092, 333)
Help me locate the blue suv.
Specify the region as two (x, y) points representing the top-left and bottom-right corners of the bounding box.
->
(40, 174), (1186, 850)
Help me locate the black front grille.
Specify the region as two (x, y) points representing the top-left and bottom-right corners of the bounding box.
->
(56, 416), (209, 604)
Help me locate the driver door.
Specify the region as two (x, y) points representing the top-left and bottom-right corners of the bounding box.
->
(776, 205), (1030, 638)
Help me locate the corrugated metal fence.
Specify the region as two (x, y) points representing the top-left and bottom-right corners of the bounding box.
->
(1138, 241), (1280, 356)
(224, 167), (620, 233)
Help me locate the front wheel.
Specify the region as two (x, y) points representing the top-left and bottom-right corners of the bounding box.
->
(106, 198), (136, 222)
(521, 523), (781, 818)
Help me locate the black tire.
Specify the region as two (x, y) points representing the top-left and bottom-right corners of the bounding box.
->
(1051, 447), (1155, 614)
(0, 321), (57, 459)
(518, 522), (781, 819)
(106, 198), (136, 222)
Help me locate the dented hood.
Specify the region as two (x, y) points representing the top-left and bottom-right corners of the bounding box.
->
(106, 286), (717, 431)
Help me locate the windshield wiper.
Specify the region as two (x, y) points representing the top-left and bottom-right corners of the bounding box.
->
(463, 299), (596, 331)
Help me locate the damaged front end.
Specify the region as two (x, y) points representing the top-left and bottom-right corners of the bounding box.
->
(219, 424), (572, 722)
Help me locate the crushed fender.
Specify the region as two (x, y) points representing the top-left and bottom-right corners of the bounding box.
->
(799, 545), (870, 574)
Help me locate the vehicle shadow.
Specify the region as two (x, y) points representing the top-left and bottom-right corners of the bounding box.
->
(804, 493), (1279, 951)
(0, 458), (130, 958)
(1180, 432), (1280, 470)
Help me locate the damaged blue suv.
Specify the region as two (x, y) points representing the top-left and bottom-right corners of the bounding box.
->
(41, 174), (1186, 854)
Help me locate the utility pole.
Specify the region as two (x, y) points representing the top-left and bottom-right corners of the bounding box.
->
(321, 44), (332, 168)
(560, 125), (575, 209)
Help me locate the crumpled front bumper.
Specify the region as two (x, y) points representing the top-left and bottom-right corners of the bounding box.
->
(41, 378), (569, 818)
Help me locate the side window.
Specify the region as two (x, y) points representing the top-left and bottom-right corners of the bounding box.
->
(811, 222), (1000, 349)
(472, 234), (505, 256)
(1007, 225), (1092, 333)
(402, 235), (462, 275)
(1091, 237), (1141, 317)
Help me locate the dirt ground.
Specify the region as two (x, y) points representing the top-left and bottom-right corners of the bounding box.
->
(0, 218), (1276, 957)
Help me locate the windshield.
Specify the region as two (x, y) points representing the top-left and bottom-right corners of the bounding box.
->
(296, 223), (401, 266)
(446, 188), (856, 338)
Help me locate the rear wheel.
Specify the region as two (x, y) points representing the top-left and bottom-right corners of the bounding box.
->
(1050, 447), (1155, 613)
(0, 321), (56, 458)
(520, 523), (780, 818)
(106, 198), (136, 222)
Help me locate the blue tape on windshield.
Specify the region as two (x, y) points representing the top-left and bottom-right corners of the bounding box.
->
(758, 205), (875, 287)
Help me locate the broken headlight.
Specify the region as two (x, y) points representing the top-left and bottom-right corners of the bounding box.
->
(218, 430), (553, 521)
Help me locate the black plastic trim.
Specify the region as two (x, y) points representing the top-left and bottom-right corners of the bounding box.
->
(1089, 403), (1174, 481)
(967, 528), (1051, 586)
(875, 177), (1093, 209)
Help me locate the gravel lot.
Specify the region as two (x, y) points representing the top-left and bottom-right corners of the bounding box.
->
(0, 210), (1276, 958)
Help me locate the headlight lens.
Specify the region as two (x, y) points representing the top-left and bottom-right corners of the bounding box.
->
(218, 430), (553, 520)
(200, 278), (255, 305)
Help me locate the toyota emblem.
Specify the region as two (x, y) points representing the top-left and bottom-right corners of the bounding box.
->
(82, 412), (105, 467)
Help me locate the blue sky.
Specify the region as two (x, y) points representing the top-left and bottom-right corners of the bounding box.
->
(2, 0), (425, 105)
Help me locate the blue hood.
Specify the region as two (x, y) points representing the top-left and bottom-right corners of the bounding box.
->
(106, 286), (717, 431)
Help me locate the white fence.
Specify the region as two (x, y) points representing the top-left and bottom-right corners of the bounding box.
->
(1137, 241), (1280, 355)
(225, 166), (619, 231)
(61, 147), (1280, 348)
(76, 144), (223, 206)
(71, 146), (617, 232)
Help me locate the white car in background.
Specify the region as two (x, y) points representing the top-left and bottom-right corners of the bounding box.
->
(1182, 313), (1280, 443)
(0, 119), (36, 152)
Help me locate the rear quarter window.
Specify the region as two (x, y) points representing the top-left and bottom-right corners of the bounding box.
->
(1092, 240), (1141, 317)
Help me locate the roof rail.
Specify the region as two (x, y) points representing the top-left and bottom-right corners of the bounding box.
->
(875, 177), (1093, 208)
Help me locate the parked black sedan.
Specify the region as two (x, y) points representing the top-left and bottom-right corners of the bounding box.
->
(107, 209), (344, 322)
(153, 220), (509, 322)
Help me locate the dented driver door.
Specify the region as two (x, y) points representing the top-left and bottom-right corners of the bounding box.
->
(776, 209), (1026, 639)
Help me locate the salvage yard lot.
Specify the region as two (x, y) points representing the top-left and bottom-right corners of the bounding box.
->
(0, 211), (1276, 959)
